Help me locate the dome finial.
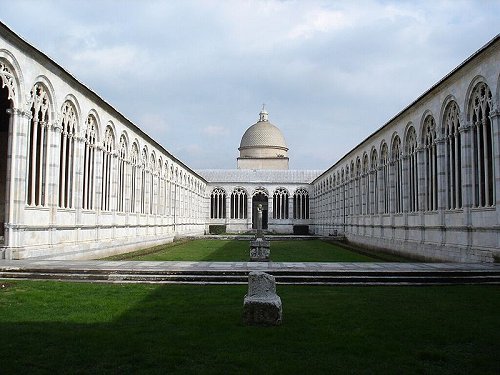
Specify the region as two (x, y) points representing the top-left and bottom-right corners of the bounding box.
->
(259, 103), (268, 122)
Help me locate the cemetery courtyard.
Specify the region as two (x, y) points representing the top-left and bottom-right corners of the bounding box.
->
(0, 239), (499, 374)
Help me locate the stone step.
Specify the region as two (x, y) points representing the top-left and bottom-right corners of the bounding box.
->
(2, 268), (500, 285)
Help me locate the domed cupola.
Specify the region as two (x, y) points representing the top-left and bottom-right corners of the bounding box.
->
(237, 106), (289, 170)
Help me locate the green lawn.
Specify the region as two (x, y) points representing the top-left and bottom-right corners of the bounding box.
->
(0, 280), (499, 374)
(105, 239), (403, 262)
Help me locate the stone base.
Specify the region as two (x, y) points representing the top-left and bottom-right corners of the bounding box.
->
(249, 239), (270, 261)
(243, 296), (282, 326)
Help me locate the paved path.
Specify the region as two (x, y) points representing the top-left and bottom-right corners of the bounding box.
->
(1, 259), (499, 285)
(1, 259), (499, 272)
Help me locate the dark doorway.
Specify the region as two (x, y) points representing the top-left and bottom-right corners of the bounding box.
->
(0, 83), (12, 241)
(252, 192), (268, 229)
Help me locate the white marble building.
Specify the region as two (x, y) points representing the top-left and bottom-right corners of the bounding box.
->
(0, 21), (499, 262)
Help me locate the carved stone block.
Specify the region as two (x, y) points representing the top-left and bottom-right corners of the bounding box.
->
(243, 271), (282, 326)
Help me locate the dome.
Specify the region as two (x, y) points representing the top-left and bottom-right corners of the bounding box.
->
(239, 109), (288, 150)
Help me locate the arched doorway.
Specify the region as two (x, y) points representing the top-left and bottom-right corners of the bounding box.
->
(252, 192), (268, 229)
(0, 82), (12, 242)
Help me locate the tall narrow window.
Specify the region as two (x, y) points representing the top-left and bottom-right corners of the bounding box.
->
(444, 102), (462, 210)
(423, 116), (438, 211)
(392, 136), (402, 213)
(362, 154), (369, 215)
(469, 82), (494, 207)
(130, 143), (139, 213)
(117, 135), (127, 212)
(370, 150), (378, 215)
(59, 101), (77, 209)
(27, 83), (50, 207)
(380, 143), (389, 214)
(231, 187), (248, 219)
(149, 154), (156, 215)
(82, 115), (97, 210)
(273, 187), (289, 219)
(101, 127), (114, 211)
(210, 188), (226, 219)
(140, 149), (147, 214)
(406, 127), (419, 212)
(355, 158), (361, 215)
(293, 188), (309, 219)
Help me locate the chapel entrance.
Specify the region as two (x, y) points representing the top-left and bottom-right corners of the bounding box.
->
(252, 192), (268, 230)
(0, 83), (12, 242)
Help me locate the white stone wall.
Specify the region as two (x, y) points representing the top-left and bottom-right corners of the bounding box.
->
(205, 182), (312, 234)
(0, 25), (206, 259)
(311, 36), (500, 262)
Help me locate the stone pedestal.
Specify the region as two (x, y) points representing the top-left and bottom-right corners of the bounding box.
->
(249, 238), (270, 261)
(243, 271), (282, 326)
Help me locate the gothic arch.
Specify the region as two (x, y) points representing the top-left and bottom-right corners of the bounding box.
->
(62, 94), (81, 133)
(103, 120), (117, 145)
(0, 57), (21, 106)
(464, 75), (490, 118)
(403, 123), (416, 152)
(0, 49), (24, 107)
(439, 95), (460, 135)
(419, 110), (435, 141)
(252, 186), (269, 197)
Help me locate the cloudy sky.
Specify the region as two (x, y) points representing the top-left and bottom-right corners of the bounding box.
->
(1, 0), (499, 170)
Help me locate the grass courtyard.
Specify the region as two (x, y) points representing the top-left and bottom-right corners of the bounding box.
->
(105, 239), (405, 262)
(0, 280), (499, 374)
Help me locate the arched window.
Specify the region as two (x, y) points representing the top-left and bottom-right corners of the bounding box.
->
(406, 127), (419, 212)
(210, 187), (226, 219)
(117, 135), (127, 212)
(27, 83), (50, 207)
(293, 188), (309, 219)
(380, 143), (389, 214)
(101, 126), (114, 211)
(273, 187), (289, 219)
(140, 149), (147, 214)
(370, 149), (378, 215)
(82, 114), (97, 210)
(443, 101), (462, 210)
(130, 143), (139, 213)
(362, 154), (369, 215)
(355, 158), (361, 215)
(149, 153), (156, 215)
(231, 187), (247, 219)
(469, 82), (494, 207)
(59, 101), (77, 209)
(423, 116), (438, 211)
(392, 135), (402, 213)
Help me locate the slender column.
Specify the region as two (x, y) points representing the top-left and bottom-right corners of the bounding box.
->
(4, 108), (31, 250)
(489, 107), (500, 249)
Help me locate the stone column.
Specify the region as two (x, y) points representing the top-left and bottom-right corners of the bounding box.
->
(459, 118), (472, 248)
(435, 136), (447, 245)
(247, 194), (252, 231)
(489, 107), (500, 249)
(416, 147), (426, 243)
(4, 108), (30, 252)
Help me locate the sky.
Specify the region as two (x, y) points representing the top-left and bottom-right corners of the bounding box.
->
(1, 0), (499, 170)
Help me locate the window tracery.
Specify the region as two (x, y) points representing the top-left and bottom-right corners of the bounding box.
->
(82, 114), (97, 210)
(443, 101), (462, 210)
(231, 187), (247, 219)
(27, 83), (50, 207)
(423, 116), (438, 211)
(273, 187), (289, 219)
(59, 100), (77, 209)
(210, 187), (226, 219)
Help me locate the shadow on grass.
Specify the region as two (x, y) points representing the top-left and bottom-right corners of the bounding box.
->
(1, 282), (499, 374)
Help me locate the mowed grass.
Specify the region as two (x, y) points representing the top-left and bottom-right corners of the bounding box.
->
(0, 280), (499, 374)
(105, 239), (402, 262)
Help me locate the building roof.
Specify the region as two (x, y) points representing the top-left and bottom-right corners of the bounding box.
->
(197, 169), (322, 184)
(239, 108), (288, 150)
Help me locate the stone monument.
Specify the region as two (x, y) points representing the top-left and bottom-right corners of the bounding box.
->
(249, 204), (270, 261)
(243, 271), (282, 326)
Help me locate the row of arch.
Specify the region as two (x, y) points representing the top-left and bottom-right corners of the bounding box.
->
(210, 187), (310, 220)
(314, 78), (496, 219)
(0, 57), (205, 219)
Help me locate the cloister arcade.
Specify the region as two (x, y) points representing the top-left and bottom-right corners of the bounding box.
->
(312, 60), (500, 261)
(207, 185), (311, 232)
(1, 22), (499, 262)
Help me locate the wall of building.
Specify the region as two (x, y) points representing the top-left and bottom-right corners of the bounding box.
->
(0, 25), (206, 260)
(206, 182), (311, 234)
(311, 36), (500, 262)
